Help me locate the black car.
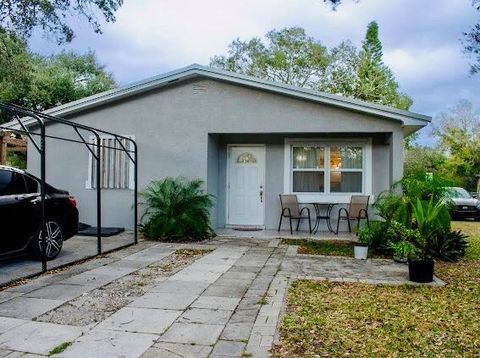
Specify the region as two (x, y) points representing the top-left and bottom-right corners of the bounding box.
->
(444, 187), (480, 220)
(0, 166), (79, 260)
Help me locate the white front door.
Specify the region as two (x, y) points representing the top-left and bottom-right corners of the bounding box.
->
(227, 146), (265, 227)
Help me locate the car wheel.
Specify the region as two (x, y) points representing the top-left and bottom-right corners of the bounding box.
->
(33, 220), (64, 261)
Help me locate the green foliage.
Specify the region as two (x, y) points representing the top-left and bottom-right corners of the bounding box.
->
(408, 198), (451, 260)
(0, 30), (32, 108)
(372, 172), (469, 262)
(385, 221), (421, 244)
(354, 21), (412, 110)
(463, 0), (480, 74)
(389, 239), (417, 261)
(140, 177), (215, 242)
(0, 30), (115, 123)
(210, 24), (411, 111)
(403, 146), (447, 178)
(357, 221), (388, 252)
(210, 27), (329, 88)
(398, 172), (452, 202)
(433, 100), (480, 191)
(48, 341), (72, 356)
(282, 239), (354, 257)
(373, 191), (409, 226)
(6, 152), (26, 169)
(428, 230), (469, 262)
(0, 0), (123, 44)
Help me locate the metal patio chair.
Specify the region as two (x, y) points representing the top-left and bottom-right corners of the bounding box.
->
(278, 194), (312, 235)
(335, 195), (370, 234)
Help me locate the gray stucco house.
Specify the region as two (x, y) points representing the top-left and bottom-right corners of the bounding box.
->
(16, 64), (430, 230)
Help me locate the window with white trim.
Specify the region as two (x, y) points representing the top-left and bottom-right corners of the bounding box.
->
(288, 141), (369, 195)
(86, 136), (134, 189)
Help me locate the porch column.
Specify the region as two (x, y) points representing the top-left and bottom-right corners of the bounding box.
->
(388, 131), (404, 185)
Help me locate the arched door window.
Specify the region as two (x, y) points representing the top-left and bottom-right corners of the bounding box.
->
(236, 152), (257, 164)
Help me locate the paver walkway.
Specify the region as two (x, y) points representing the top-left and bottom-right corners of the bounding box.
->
(0, 237), (439, 357)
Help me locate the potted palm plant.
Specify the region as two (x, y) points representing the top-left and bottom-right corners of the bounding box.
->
(406, 198), (448, 283)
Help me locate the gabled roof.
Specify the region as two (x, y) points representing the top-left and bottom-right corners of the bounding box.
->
(4, 64), (430, 130)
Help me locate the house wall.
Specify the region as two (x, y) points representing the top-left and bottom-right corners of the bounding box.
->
(27, 78), (404, 229)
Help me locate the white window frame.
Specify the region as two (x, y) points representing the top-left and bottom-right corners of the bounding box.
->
(86, 135), (135, 190)
(284, 138), (372, 204)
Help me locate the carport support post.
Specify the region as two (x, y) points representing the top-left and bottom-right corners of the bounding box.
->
(134, 142), (138, 244)
(96, 137), (102, 255)
(40, 120), (47, 272)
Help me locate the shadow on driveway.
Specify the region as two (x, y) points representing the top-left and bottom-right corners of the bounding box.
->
(0, 232), (134, 286)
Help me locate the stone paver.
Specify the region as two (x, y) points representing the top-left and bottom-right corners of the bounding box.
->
(178, 308), (232, 325)
(0, 321), (82, 355)
(211, 340), (246, 357)
(191, 296), (241, 311)
(159, 322), (225, 345)
(149, 279), (209, 295)
(0, 318), (26, 335)
(141, 342), (212, 358)
(25, 283), (95, 301)
(129, 292), (198, 310)
(58, 329), (157, 358)
(0, 297), (64, 319)
(96, 307), (181, 334)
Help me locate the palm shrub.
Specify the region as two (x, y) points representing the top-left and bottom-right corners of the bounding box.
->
(140, 177), (215, 241)
(373, 171), (467, 262)
(428, 230), (468, 262)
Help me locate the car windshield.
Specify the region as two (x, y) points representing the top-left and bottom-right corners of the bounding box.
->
(445, 187), (472, 199)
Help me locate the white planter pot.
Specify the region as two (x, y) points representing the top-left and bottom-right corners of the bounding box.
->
(354, 245), (368, 260)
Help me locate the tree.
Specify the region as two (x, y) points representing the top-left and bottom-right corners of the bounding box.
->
(317, 41), (361, 96)
(463, 0), (480, 74)
(354, 21), (412, 109)
(210, 27), (330, 87)
(0, 31), (115, 123)
(433, 100), (480, 190)
(211, 25), (411, 110)
(404, 146), (447, 178)
(0, 0), (123, 44)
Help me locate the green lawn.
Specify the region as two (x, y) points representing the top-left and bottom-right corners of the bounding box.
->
(281, 239), (386, 258)
(273, 221), (480, 357)
(282, 239), (355, 256)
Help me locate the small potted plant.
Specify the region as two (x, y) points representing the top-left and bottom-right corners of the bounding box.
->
(389, 240), (416, 264)
(386, 222), (419, 264)
(355, 227), (371, 260)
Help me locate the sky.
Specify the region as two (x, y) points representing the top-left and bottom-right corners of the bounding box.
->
(29, 0), (479, 145)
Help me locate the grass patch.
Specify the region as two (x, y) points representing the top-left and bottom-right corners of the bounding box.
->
(452, 220), (480, 237)
(452, 221), (480, 261)
(282, 239), (386, 258)
(273, 221), (480, 357)
(48, 341), (73, 356)
(282, 239), (355, 256)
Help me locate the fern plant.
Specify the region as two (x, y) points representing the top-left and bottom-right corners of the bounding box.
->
(140, 177), (215, 241)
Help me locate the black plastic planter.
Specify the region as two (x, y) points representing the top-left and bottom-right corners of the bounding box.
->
(408, 260), (434, 283)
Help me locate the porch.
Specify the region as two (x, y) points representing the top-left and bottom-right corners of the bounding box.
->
(207, 132), (396, 232)
(216, 228), (356, 241)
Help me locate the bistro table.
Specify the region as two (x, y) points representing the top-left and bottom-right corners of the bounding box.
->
(308, 202), (338, 234)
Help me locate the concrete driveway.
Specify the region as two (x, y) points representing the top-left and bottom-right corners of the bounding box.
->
(0, 232), (134, 286)
(0, 236), (432, 357)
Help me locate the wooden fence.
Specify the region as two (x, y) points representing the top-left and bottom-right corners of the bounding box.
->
(0, 131), (27, 165)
